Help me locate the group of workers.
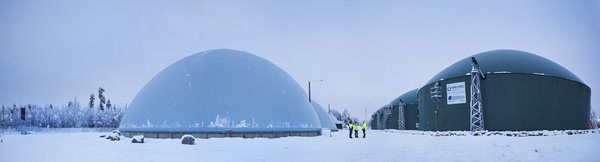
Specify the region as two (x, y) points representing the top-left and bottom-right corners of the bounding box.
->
(348, 121), (366, 138)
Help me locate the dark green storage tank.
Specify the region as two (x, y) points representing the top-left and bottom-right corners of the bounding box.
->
(373, 105), (388, 130)
(370, 105), (391, 130)
(387, 104), (399, 129)
(370, 113), (378, 129)
(417, 49), (591, 131)
(391, 89), (419, 130)
(370, 89), (419, 130)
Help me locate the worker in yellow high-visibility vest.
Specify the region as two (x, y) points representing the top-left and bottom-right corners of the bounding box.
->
(348, 121), (353, 139)
(362, 121), (367, 138)
(353, 122), (359, 138)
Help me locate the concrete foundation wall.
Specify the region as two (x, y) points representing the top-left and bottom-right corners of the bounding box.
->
(122, 131), (321, 139)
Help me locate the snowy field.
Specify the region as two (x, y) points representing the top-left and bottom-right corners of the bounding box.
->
(1, 129), (599, 162)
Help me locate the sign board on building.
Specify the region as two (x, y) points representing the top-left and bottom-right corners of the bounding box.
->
(446, 82), (466, 105)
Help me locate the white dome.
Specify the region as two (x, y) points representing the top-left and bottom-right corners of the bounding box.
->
(311, 101), (338, 131)
(119, 49), (321, 133)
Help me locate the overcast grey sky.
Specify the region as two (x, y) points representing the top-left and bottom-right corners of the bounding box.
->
(1, 0), (599, 121)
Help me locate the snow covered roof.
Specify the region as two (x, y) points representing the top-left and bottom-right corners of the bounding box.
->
(390, 89), (418, 106)
(425, 49), (584, 86)
(119, 49), (321, 132)
(376, 104), (391, 113)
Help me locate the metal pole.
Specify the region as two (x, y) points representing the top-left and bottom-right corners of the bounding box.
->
(430, 82), (442, 131)
(364, 107), (367, 124)
(308, 82), (312, 103)
(328, 104), (336, 115)
(435, 98), (439, 131)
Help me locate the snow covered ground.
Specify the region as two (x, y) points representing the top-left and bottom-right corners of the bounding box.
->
(1, 129), (598, 162)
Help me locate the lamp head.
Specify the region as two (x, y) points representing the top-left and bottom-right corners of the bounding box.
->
(471, 57), (479, 65)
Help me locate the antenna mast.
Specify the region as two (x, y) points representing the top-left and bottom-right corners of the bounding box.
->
(470, 57), (485, 131)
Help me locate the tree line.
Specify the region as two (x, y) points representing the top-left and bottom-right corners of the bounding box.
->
(328, 108), (359, 125)
(0, 87), (125, 128)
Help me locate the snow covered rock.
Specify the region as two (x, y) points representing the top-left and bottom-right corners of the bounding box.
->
(131, 135), (144, 143)
(112, 130), (120, 136)
(106, 133), (120, 141)
(181, 134), (195, 145)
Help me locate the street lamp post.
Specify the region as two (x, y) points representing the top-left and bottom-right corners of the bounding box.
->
(308, 80), (323, 103)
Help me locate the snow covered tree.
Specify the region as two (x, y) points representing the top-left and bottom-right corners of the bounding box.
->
(341, 109), (350, 124)
(106, 100), (112, 109)
(1, 98), (124, 128)
(89, 94), (95, 109)
(329, 109), (342, 122)
(1, 105), (4, 127)
(98, 87), (106, 111)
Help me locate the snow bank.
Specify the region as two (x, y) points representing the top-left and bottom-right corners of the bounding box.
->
(0, 130), (598, 162)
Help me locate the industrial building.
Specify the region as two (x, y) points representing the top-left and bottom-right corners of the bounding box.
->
(370, 89), (419, 130)
(417, 49), (591, 131)
(119, 49), (325, 138)
(370, 49), (591, 131)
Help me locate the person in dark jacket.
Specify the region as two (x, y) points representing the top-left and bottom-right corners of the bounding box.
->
(348, 122), (353, 139)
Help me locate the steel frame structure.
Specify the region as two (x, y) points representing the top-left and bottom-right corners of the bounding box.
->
(470, 57), (486, 131)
